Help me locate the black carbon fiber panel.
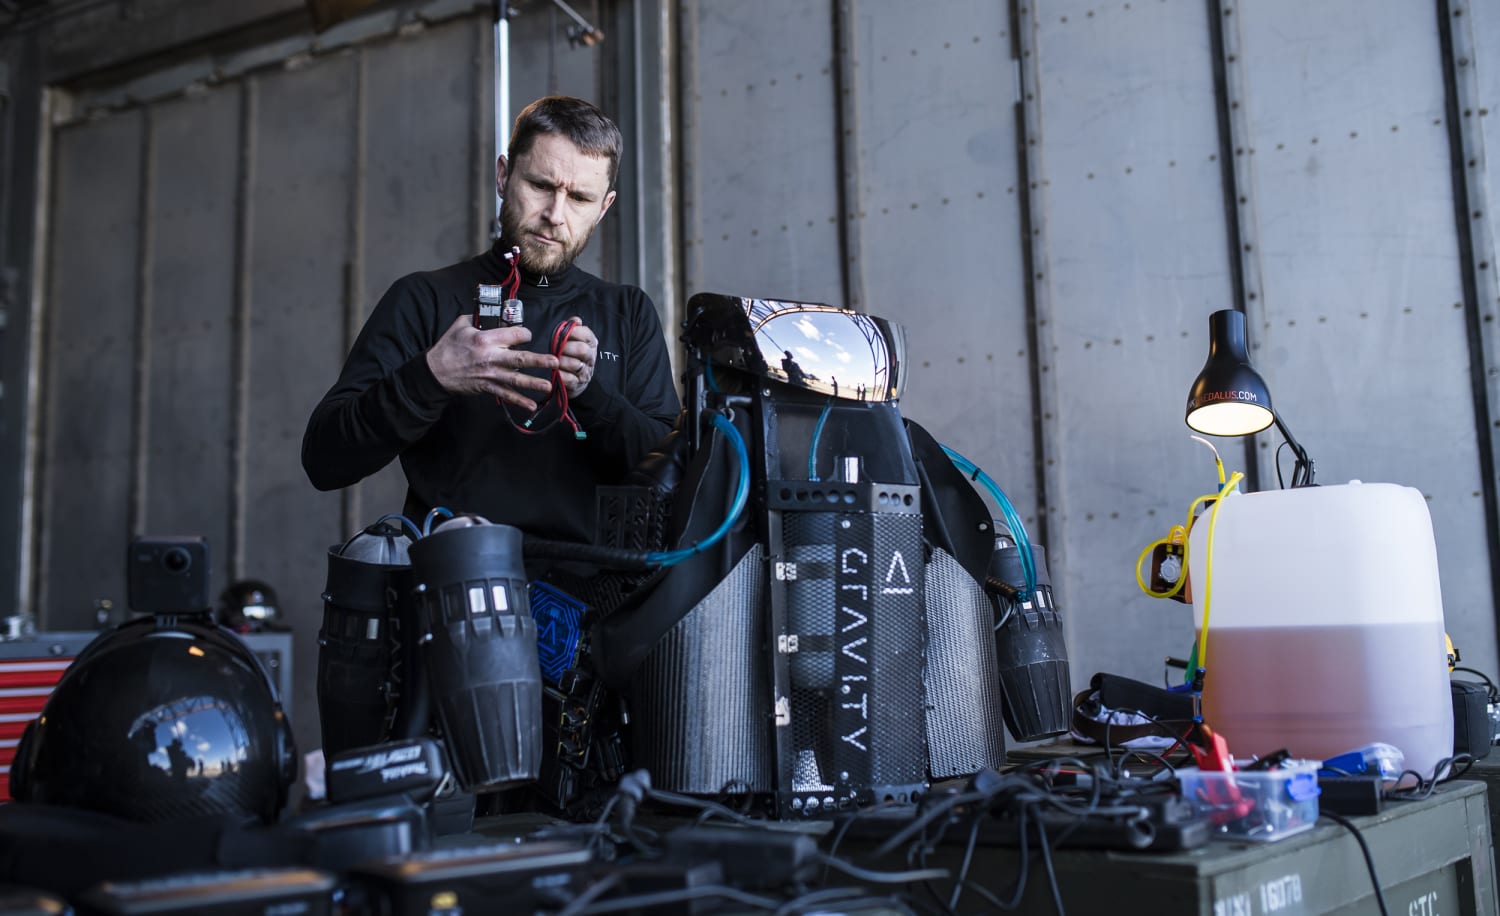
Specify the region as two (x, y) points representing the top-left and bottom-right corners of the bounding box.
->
(782, 512), (928, 799)
(630, 545), (772, 794)
(924, 549), (1008, 778)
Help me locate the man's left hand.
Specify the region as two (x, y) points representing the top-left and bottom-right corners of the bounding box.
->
(558, 319), (599, 398)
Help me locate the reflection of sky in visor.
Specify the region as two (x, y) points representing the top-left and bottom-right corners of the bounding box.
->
(755, 304), (892, 399)
(139, 697), (252, 777)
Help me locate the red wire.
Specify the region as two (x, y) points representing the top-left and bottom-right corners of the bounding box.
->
(498, 317), (583, 437)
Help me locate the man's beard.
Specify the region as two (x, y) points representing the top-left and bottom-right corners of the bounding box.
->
(498, 195), (596, 275)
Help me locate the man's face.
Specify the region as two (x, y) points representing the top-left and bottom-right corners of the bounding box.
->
(497, 133), (616, 275)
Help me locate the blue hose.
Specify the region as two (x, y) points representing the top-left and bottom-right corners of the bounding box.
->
(807, 400), (834, 481)
(376, 513), (423, 541)
(647, 412), (750, 567)
(940, 444), (1037, 600)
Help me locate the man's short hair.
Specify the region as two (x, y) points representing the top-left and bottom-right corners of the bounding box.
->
(508, 96), (623, 191)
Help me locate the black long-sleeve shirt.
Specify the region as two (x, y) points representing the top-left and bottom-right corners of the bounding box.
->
(303, 243), (681, 543)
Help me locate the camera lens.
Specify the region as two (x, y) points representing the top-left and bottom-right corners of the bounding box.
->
(162, 547), (192, 574)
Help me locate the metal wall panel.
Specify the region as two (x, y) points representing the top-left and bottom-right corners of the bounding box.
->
(244, 55), (358, 753)
(507, 0), (608, 280)
(142, 90), (240, 593)
(1233, 0), (1498, 675)
(39, 111), (145, 629)
(848, 1), (1037, 536)
(355, 19), (485, 526)
(679, 0), (844, 305)
(1466, 0), (1500, 675)
(1026, 0), (1235, 689)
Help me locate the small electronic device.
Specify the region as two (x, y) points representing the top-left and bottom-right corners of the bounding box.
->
(127, 536), (210, 614)
(475, 284), (523, 330)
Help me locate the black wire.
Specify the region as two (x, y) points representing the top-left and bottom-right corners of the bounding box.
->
(815, 854), (948, 884)
(1385, 754), (1474, 800)
(1274, 440), (1290, 489)
(947, 808), (985, 911)
(645, 786), (760, 826)
(1034, 812), (1067, 916)
(1097, 708), (1195, 777)
(556, 872), (623, 916)
(1454, 666), (1500, 702)
(1321, 811), (1390, 916)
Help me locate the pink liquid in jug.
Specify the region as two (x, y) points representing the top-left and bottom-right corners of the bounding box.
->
(1200, 620), (1452, 777)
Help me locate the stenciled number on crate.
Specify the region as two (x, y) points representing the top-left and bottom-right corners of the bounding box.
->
(1259, 874), (1303, 913)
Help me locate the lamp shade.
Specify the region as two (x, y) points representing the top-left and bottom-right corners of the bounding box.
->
(1185, 309), (1275, 437)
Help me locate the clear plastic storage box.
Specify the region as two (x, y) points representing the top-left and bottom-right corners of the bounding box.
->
(1177, 760), (1321, 842)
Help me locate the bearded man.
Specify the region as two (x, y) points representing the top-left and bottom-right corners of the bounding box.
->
(302, 96), (679, 543)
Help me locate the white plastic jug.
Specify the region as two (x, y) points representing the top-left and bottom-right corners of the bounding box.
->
(1187, 481), (1452, 777)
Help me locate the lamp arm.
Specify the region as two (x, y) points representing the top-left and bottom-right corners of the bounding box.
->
(1273, 413), (1315, 487)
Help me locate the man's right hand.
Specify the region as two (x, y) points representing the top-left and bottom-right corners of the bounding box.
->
(426, 313), (558, 411)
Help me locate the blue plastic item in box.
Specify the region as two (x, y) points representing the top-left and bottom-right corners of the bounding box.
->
(1321, 742), (1405, 780)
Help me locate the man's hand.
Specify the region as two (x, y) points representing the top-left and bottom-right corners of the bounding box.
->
(426, 314), (558, 411)
(558, 319), (599, 398)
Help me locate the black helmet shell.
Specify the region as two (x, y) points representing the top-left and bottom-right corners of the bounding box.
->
(12, 617), (295, 823)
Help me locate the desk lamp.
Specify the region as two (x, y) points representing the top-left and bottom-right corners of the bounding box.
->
(1185, 309), (1315, 487)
